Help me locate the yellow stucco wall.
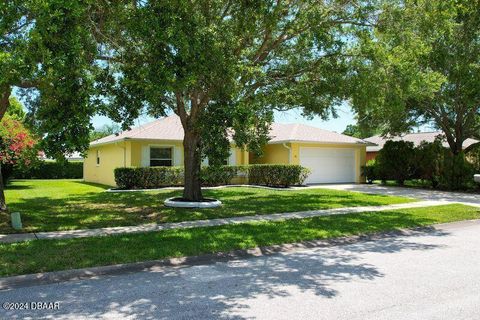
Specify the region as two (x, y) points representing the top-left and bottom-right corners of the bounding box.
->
(84, 139), (366, 186)
(358, 145), (367, 183)
(235, 148), (250, 165)
(84, 140), (249, 187)
(83, 141), (128, 186)
(250, 143), (291, 164)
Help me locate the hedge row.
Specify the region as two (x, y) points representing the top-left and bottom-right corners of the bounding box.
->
(114, 164), (310, 189)
(12, 161), (84, 179)
(114, 167), (184, 189)
(363, 140), (477, 190)
(248, 164), (310, 187)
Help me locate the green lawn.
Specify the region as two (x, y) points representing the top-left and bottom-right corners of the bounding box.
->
(0, 204), (478, 277)
(372, 180), (433, 188)
(1, 179), (415, 233)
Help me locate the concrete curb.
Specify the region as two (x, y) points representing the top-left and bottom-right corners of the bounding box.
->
(3, 219), (479, 291)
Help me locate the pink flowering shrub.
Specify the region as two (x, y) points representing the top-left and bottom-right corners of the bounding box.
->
(0, 115), (36, 168)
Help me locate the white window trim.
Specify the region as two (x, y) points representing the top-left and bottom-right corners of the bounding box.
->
(148, 144), (175, 167)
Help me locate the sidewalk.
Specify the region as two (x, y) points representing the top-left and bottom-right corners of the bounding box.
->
(0, 200), (456, 244)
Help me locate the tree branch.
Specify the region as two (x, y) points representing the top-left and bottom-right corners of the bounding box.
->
(15, 80), (39, 89)
(175, 91), (188, 128)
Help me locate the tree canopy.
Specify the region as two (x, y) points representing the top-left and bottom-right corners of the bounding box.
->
(350, 0), (480, 154)
(89, 123), (121, 142)
(96, 0), (373, 199)
(342, 123), (380, 139)
(7, 96), (25, 120)
(1, 0), (104, 158)
(1, 0), (375, 204)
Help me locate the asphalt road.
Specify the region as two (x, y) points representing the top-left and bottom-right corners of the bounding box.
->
(1, 220), (480, 320)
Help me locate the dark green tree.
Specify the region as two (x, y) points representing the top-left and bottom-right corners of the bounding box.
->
(90, 124), (121, 142)
(0, 0), (106, 211)
(2, 0), (375, 208)
(376, 140), (416, 185)
(98, 0), (373, 200)
(342, 123), (380, 138)
(6, 97), (25, 120)
(351, 0), (480, 155)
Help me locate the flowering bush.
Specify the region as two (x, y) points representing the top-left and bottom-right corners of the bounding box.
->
(0, 115), (36, 183)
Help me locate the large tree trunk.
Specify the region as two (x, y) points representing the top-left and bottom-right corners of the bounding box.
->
(0, 86), (11, 120)
(442, 125), (463, 156)
(0, 163), (7, 213)
(183, 130), (203, 201)
(0, 87), (9, 213)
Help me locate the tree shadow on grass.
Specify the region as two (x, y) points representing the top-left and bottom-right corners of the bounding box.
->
(72, 180), (111, 190)
(4, 184), (32, 190)
(0, 226), (450, 320)
(2, 186), (413, 233)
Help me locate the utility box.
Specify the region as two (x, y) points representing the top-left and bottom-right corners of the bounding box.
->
(474, 174), (480, 184)
(11, 212), (22, 230)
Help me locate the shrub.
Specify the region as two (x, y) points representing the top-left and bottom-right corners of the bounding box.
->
(362, 160), (378, 184)
(114, 164), (310, 189)
(12, 161), (83, 179)
(200, 165), (243, 186)
(114, 167), (184, 189)
(439, 151), (474, 190)
(414, 140), (444, 188)
(467, 146), (480, 173)
(0, 114), (37, 184)
(248, 164), (310, 187)
(373, 138), (475, 190)
(376, 140), (416, 185)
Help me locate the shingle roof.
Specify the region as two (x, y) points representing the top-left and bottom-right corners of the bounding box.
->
(91, 115), (369, 146)
(365, 132), (479, 152)
(91, 116), (184, 146)
(268, 122), (367, 144)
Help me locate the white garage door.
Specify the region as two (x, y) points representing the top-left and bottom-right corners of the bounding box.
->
(299, 147), (356, 184)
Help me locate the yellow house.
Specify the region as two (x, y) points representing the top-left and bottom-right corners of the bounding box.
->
(84, 115), (368, 186)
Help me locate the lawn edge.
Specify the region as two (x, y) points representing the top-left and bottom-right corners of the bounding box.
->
(2, 218), (478, 290)
(1, 199), (432, 242)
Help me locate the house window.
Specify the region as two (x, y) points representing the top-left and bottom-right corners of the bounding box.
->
(96, 150), (100, 166)
(150, 147), (173, 166)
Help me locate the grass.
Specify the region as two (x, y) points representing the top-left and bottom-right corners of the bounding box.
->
(1, 179), (415, 233)
(0, 204), (478, 277)
(372, 180), (434, 188)
(372, 179), (480, 192)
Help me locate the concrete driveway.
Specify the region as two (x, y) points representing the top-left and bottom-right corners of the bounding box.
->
(1, 220), (480, 320)
(314, 184), (480, 207)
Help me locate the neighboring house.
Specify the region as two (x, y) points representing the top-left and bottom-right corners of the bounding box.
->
(84, 115), (370, 186)
(364, 131), (479, 161)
